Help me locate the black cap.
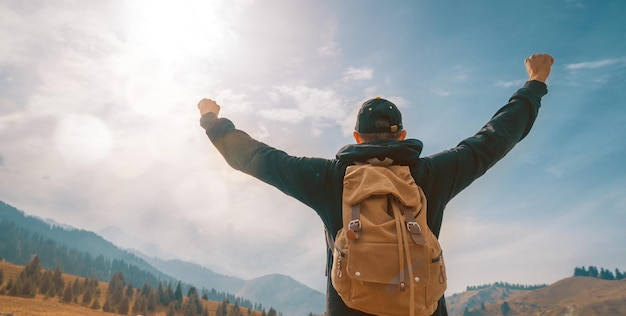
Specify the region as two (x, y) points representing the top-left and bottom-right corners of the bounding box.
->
(355, 97), (403, 133)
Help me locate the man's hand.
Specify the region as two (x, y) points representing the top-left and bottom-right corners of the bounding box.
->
(198, 98), (221, 116)
(525, 53), (554, 83)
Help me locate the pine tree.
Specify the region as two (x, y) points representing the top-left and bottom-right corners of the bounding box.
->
(267, 307), (277, 316)
(216, 299), (229, 316)
(109, 272), (126, 306)
(72, 277), (82, 297)
(501, 301), (510, 315)
(91, 298), (101, 310)
(165, 282), (175, 306)
(175, 281), (184, 304)
(82, 286), (94, 306)
(125, 282), (134, 298)
(132, 295), (145, 315)
(228, 301), (243, 316)
(118, 296), (130, 315)
(8, 277), (21, 296)
(61, 283), (73, 303)
(53, 266), (64, 294)
(38, 270), (53, 296)
(25, 254), (42, 281)
(21, 278), (36, 297)
(103, 298), (113, 312)
(147, 291), (158, 311)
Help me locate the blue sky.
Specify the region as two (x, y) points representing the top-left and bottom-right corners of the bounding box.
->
(1, 0), (625, 296)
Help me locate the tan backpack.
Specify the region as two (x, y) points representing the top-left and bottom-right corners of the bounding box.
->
(330, 163), (447, 316)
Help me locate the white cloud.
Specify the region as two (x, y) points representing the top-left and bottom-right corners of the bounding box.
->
(430, 88), (451, 97)
(565, 57), (625, 70)
(258, 108), (307, 122)
(494, 79), (526, 88)
(342, 67), (374, 81)
(318, 40), (342, 57)
(273, 85), (349, 121)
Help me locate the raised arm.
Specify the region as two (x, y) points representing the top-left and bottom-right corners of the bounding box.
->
(424, 54), (554, 203)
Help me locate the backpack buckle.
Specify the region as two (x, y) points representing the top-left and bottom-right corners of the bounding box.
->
(406, 221), (421, 233)
(347, 219), (361, 240)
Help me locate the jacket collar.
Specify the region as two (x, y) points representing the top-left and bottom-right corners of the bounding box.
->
(336, 139), (423, 165)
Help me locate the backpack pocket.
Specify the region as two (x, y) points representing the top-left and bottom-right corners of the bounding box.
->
(340, 241), (438, 315)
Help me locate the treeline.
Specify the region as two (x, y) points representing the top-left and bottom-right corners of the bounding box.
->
(573, 266), (625, 280)
(0, 255), (281, 316)
(0, 219), (164, 289)
(466, 281), (547, 292)
(0, 201), (172, 282)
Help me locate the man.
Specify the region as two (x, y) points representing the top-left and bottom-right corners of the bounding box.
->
(198, 54), (554, 315)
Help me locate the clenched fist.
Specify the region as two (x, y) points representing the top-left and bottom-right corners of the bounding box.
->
(525, 54), (554, 83)
(198, 98), (221, 116)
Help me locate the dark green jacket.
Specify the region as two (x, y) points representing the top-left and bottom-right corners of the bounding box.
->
(200, 80), (548, 316)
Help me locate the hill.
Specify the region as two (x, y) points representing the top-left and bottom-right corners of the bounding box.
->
(0, 200), (176, 287)
(461, 277), (626, 316)
(446, 284), (531, 316)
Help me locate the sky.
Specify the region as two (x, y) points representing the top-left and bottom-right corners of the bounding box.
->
(1, 0), (625, 296)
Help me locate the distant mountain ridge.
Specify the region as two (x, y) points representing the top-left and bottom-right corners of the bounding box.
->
(142, 256), (325, 315)
(237, 274), (325, 316)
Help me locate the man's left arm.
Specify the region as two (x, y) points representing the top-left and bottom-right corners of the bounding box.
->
(197, 100), (337, 214)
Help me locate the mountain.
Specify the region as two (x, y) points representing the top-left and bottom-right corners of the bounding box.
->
(237, 274), (326, 316)
(143, 256), (326, 315)
(450, 277), (626, 316)
(142, 256), (245, 294)
(0, 200), (325, 315)
(0, 201), (176, 286)
(98, 225), (178, 261)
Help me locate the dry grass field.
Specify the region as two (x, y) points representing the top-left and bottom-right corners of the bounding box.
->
(0, 261), (257, 316)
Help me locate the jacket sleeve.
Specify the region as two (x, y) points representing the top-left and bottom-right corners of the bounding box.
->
(425, 80), (548, 203)
(200, 113), (338, 213)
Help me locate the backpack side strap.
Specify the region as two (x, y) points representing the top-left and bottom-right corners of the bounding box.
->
(402, 205), (425, 244)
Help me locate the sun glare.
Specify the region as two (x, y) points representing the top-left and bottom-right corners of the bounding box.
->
(119, 0), (237, 117)
(54, 114), (112, 168)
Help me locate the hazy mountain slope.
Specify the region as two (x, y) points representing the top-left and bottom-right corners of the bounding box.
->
(143, 256), (245, 294)
(237, 273), (326, 316)
(0, 201), (175, 284)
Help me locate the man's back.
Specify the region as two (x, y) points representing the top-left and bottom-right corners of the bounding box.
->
(198, 54), (553, 316)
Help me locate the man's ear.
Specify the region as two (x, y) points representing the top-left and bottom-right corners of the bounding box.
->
(353, 131), (364, 144)
(399, 130), (407, 140)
